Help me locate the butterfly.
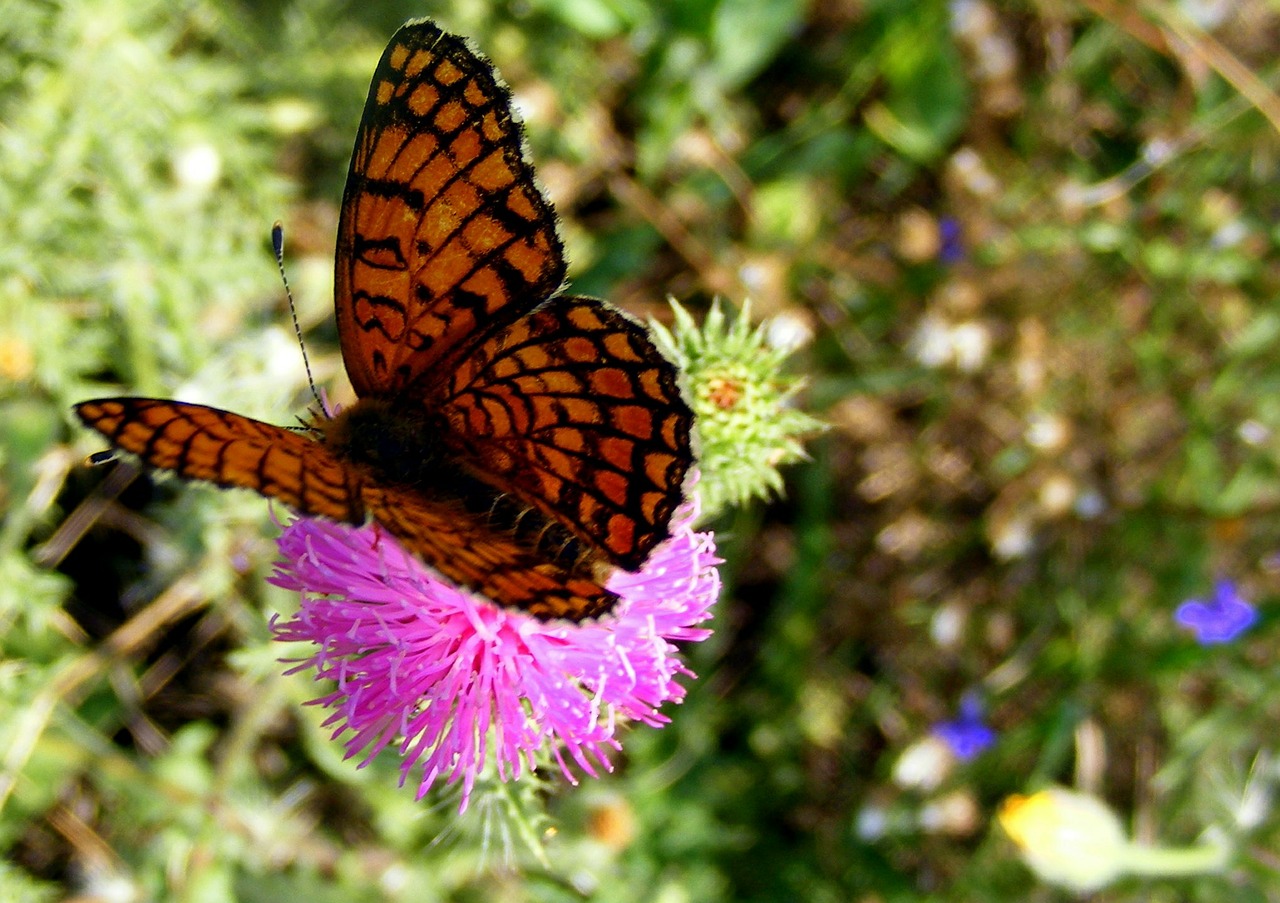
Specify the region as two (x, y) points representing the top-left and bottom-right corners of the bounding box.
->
(75, 19), (694, 621)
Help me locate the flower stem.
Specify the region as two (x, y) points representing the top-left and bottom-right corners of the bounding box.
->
(1119, 837), (1232, 878)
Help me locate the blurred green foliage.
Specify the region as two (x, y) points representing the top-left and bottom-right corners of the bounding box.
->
(3, 0), (1280, 900)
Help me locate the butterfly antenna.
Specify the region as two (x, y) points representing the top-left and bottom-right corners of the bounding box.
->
(273, 222), (325, 412)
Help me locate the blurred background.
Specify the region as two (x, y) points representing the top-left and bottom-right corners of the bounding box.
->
(3, 0), (1280, 899)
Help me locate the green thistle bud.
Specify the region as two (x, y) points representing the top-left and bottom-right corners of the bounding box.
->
(650, 300), (826, 520)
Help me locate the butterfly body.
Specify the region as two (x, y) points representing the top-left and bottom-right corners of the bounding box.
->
(319, 397), (442, 488)
(318, 394), (590, 574)
(75, 20), (693, 621)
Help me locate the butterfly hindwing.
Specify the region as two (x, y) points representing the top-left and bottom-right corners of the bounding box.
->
(335, 18), (565, 397)
(434, 295), (693, 571)
(360, 483), (616, 620)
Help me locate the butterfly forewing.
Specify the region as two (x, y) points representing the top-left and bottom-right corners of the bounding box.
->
(336, 19), (565, 397)
(437, 295), (693, 571)
(74, 399), (364, 521)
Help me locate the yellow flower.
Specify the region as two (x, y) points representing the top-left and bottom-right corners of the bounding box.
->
(999, 788), (1128, 893)
(998, 787), (1232, 892)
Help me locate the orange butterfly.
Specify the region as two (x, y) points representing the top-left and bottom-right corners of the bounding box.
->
(75, 19), (694, 621)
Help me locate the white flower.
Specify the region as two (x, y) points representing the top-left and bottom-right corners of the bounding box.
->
(892, 736), (954, 791)
(171, 143), (221, 194)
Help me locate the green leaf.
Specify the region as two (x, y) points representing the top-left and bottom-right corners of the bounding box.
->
(710, 0), (805, 88)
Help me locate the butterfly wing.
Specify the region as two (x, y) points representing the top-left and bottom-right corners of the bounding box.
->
(336, 18), (565, 397)
(75, 398), (615, 619)
(434, 295), (694, 572)
(360, 484), (616, 620)
(74, 398), (365, 522)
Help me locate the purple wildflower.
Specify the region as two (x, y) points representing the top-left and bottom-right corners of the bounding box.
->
(268, 497), (720, 811)
(1175, 579), (1257, 645)
(938, 216), (965, 265)
(933, 693), (996, 761)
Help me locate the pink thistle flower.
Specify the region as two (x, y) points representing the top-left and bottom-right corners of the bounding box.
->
(268, 498), (720, 811)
